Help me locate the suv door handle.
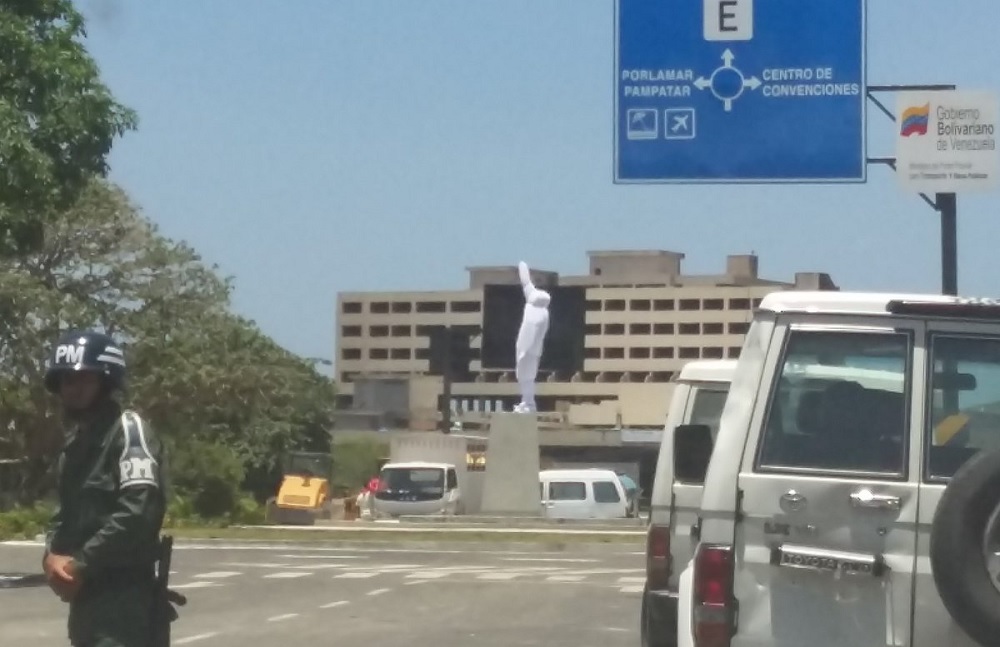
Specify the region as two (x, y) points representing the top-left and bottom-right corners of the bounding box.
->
(849, 489), (901, 511)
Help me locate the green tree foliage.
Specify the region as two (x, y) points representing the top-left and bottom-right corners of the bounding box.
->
(0, 179), (335, 507)
(0, 0), (137, 254)
(331, 439), (388, 495)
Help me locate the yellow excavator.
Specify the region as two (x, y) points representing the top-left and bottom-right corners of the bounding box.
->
(265, 451), (335, 525)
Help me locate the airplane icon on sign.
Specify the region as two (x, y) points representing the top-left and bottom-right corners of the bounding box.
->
(664, 108), (696, 140)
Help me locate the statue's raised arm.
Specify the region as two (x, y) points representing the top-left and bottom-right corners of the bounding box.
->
(518, 261), (535, 300)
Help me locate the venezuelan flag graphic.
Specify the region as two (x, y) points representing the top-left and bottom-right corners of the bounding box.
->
(900, 103), (930, 137)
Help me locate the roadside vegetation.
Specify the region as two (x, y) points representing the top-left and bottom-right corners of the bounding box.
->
(0, 1), (361, 540)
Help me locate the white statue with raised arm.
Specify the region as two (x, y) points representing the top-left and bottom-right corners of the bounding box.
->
(513, 261), (550, 413)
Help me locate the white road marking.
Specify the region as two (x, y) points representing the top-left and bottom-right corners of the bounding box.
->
(264, 571), (313, 579)
(220, 562), (291, 569)
(371, 564), (430, 571)
(559, 568), (645, 576)
(268, 613), (300, 622)
(501, 557), (597, 563)
(280, 554), (365, 560)
(366, 588), (391, 596)
(2, 540), (640, 557)
(617, 576), (647, 584)
(172, 581), (221, 589)
(476, 572), (519, 581)
(320, 600), (350, 609)
(175, 632), (220, 644)
(545, 575), (586, 582)
(406, 571), (451, 580)
(619, 585), (644, 594)
(194, 571), (241, 579)
(334, 572), (378, 579)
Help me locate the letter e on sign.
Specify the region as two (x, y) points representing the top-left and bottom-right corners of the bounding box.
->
(704, 0), (753, 41)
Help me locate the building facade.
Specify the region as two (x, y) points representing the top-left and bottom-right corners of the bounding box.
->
(334, 250), (838, 432)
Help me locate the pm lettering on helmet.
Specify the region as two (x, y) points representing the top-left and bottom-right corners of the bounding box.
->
(54, 344), (85, 365)
(120, 456), (158, 488)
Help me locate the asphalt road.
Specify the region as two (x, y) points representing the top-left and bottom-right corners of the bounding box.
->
(0, 540), (644, 646)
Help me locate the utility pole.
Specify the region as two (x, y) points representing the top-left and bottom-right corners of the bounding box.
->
(441, 331), (453, 434)
(937, 192), (958, 295)
(427, 326), (472, 434)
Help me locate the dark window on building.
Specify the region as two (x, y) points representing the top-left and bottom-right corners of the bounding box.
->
(451, 301), (481, 313)
(416, 301), (447, 313)
(680, 299), (700, 311)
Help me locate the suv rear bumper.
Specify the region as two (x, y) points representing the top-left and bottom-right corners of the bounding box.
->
(643, 588), (679, 647)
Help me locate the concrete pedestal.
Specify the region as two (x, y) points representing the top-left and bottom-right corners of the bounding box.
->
(479, 412), (543, 516)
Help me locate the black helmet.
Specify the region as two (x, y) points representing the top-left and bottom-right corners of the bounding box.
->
(44, 330), (126, 394)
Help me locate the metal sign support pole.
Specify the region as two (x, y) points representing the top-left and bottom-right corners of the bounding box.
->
(866, 84), (958, 296)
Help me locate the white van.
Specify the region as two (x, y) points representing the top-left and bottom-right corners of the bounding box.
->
(539, 468), (629, 520)
(371, 461), (462, 517)
(643, 360), (737, 647)
(675, 291), (1000, 647)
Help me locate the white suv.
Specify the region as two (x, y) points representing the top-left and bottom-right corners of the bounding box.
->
(644, 359), (736, 647)
(675, 291), (1000, 647)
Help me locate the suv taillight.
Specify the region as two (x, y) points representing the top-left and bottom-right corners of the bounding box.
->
(646, 523), (671, 589)
(693, 543), (736, 647)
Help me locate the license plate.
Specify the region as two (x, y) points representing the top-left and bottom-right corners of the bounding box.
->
(770, 544), (884, 577)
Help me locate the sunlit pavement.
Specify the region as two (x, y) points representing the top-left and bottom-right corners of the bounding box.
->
(1, 540), (644, 646)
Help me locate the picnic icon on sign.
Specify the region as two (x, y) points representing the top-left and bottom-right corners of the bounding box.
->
(626, 109), (658, 140)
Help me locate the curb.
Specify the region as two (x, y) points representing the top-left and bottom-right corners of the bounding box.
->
(168, 537), (644, 554)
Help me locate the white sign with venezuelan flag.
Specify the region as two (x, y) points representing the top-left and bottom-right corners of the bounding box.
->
(895, 90), (998, 193)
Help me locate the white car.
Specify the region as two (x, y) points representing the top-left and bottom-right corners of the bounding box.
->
(675, 290), (1000, 647)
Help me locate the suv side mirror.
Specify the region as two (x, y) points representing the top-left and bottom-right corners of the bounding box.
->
(674, 423), (714, 483)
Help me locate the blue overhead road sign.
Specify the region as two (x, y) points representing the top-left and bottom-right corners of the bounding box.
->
(614, 0), (867, 184)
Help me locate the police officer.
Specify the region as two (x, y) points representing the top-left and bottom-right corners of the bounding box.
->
(41, 331), (168, 647)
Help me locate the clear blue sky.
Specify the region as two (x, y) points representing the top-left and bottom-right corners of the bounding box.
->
(74, 0), (1000, 367)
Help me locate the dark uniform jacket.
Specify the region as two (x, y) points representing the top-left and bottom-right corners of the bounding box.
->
(45, 400), (167, 646)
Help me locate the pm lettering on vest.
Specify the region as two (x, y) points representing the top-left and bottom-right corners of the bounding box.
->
(54, 344), (85, 365)
(120, 456), (158, 488)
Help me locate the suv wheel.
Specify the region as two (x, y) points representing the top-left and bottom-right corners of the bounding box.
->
(931, 447), (1000, 646)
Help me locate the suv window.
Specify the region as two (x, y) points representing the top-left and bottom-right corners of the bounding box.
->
(593, 481), (621, 503)
(689, 386), (730, 438)
(927, 334), (1000, 480)
(756, 330), (910, 477)
(446, 468), (458, 489)
(549, 481), (586, 500)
